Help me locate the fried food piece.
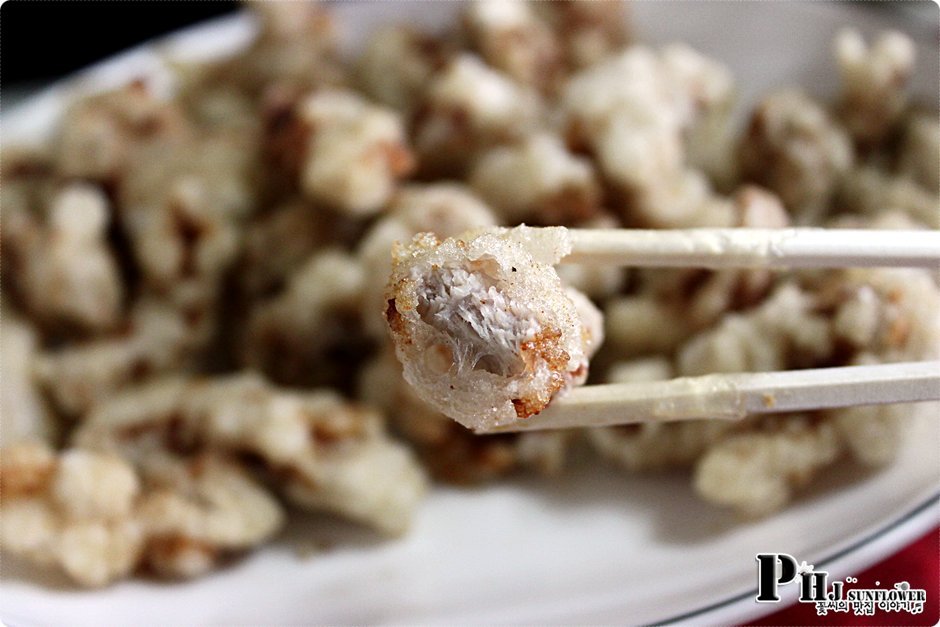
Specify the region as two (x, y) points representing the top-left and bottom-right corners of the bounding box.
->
(837, 165), (939, 229)
(0, 441), (285, 585)
(35, 299), (201, 418)
(301, 90), (414, 214)
(534, 0), (630, 69)
(115, 133), (259, 350)
(199, 0), (341, 97)
(135, 452), (285, 579)
(412, 54), (542, 176)
(462, 0), (563, 92)
(594, 256), (940, 517)
(74, 373), (427, 536)
(118, 135), (256, 293)
(470, 133), (601, 225)
(356, 26), (453, 115)
(1, 308), (57, 444)
(738, 90), (853, 222)
(694, 417), (841, 516)
(834, 29), (914, 147)
(239, 197), (365, 298)
(603, 294), (694, 357)
(385, 226), (596, 430)
(561, 45), (734, 226)
(604, 186), (788, 359)
(0, 442), (144, 587)
(242, 248), (368, 389)
(1, 183), (123, 333)
(53, 83), (191, 182)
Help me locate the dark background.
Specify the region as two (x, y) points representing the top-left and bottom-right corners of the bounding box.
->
(2, 0), (934, 86)
(1, 0), (238, 84)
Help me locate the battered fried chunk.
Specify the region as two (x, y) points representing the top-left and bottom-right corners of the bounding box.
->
(385, 226), (597, 430)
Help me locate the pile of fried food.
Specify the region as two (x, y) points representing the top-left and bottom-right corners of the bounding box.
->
(2, 0), (937, 587)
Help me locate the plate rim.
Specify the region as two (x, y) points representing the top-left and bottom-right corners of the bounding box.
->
(1, 8), (937, 626)
(662, 489), (940, 625)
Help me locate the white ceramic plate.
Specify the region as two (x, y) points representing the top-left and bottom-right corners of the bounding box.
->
(2, 3), (938, 625)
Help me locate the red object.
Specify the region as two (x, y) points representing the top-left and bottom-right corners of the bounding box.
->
(750, 527), (939, 626)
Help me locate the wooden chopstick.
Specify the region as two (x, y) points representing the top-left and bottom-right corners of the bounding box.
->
(476, 361), (940, 434)
(562, 228), (940, 269)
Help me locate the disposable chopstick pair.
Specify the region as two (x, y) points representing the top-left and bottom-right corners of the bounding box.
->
(477, 227), (940, 434)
